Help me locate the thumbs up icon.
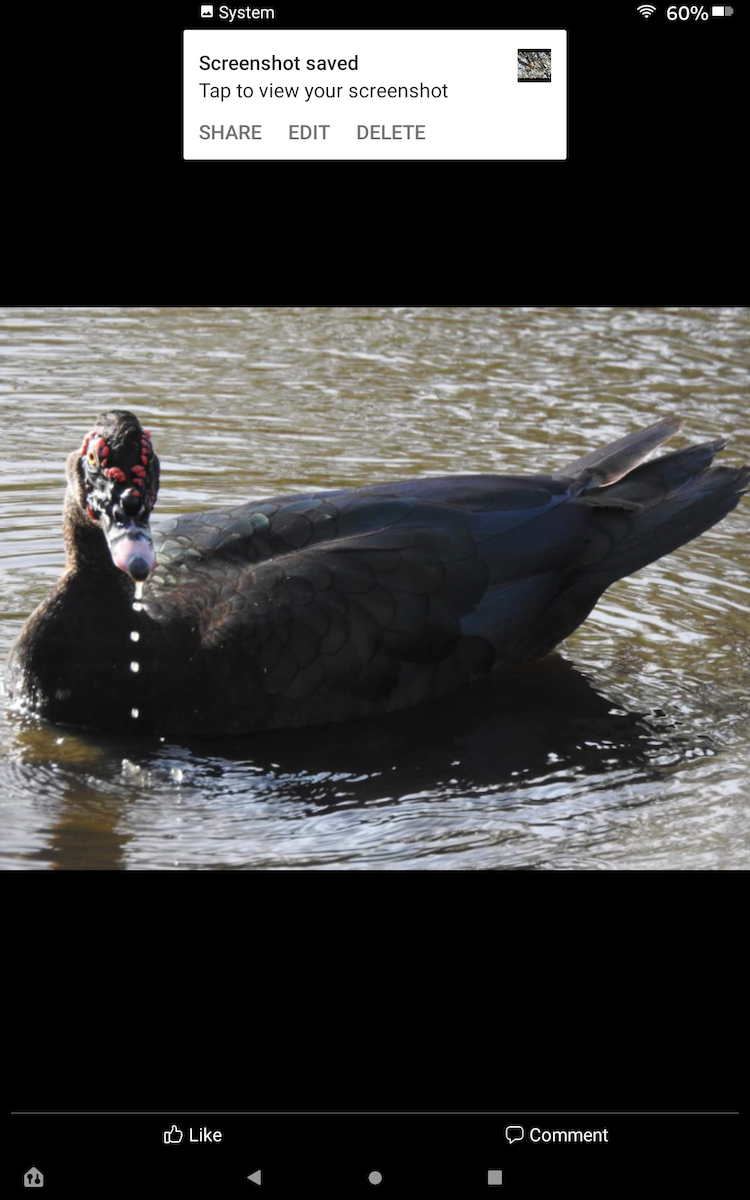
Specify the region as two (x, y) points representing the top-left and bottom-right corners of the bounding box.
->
(163, 1125), (184, 1144)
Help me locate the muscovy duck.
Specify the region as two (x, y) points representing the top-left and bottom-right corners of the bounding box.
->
(6, 411), (748, 735)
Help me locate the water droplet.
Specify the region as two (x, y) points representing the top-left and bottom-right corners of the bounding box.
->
(130, 631), (140, 642)
(132, 602), (143, 612)
(131, 707), (139, 719)
(134, 581), (144, 600)
(170, 767), (184, 783)
(130, 661), (140, 673)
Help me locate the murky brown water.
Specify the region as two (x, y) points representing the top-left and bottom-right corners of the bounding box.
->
(1, 306), (748, 869)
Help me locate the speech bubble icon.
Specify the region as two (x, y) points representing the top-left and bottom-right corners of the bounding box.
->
(505, 1125), (524, 1144)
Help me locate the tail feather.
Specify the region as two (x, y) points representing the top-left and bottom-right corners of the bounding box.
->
(581, 437), (728, 510)
(578, 462), (749, 585)
(506, 423), (748, 663)
(561, 414), (684, 488)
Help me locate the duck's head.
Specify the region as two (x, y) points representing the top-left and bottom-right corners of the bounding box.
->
(69, 410), (160, 583)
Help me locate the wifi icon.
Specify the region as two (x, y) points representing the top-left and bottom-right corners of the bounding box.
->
(637, 4), (657, 15)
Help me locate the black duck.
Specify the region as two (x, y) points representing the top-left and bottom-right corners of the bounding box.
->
(6, 411), (748, 735)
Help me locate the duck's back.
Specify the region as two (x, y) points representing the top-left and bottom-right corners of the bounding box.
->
(141, 475), (592, 732)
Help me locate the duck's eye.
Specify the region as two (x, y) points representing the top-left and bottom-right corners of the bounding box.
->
(87, 449), (99, 469)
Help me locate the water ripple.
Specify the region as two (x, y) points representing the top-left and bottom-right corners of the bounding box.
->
(1, 307), (748, 868)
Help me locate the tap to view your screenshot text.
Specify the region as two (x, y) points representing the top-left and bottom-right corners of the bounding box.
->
(183, 28), (568, 160)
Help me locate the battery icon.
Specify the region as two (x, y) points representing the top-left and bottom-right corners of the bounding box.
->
(711, 5), (734, 13)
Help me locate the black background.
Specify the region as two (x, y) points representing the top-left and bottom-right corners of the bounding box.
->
(5, 2), (744, 297)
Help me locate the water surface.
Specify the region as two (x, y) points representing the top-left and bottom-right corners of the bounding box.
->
(1, 306), (748, 868)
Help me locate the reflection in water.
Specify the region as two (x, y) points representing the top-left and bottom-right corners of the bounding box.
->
(3, 656), (710, 869)
(0, 306), (748, 868)
(233, 657), (662, 813)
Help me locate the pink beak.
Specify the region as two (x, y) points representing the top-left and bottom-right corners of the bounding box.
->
(106, 524), (157, 582)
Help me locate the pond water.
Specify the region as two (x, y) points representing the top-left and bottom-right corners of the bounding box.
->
(1, 306), (748, 869)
